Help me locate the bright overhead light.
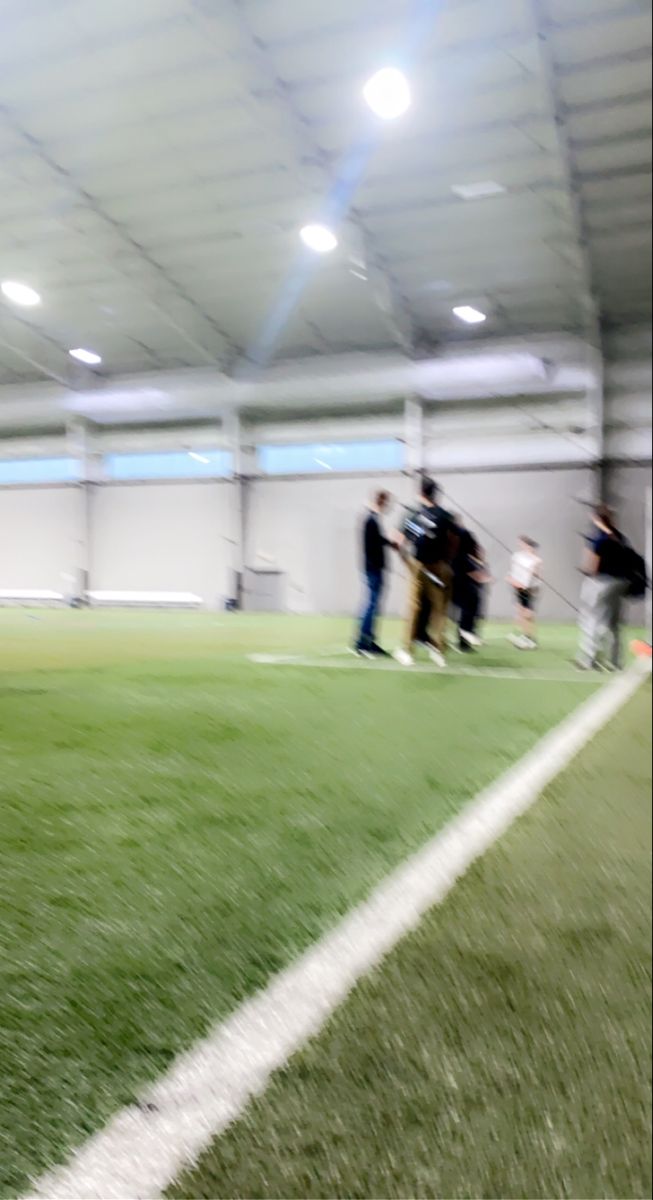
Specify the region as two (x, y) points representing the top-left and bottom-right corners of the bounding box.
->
(1, 280), (41, 307)
(453, 305), (487, 325)
(188, 451), (210, 464)
(69, 347), (102, 365)
(451, 181), (506, 200)
(363, 67), (411, 120)
(300, 224), (338, 253)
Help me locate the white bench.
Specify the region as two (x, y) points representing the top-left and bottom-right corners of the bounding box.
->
(0, 589), (66, 606)
(86, 590), (203, 609)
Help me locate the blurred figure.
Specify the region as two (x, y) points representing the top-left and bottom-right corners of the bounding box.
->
(456, 528), (492, 651)
(452, 515), (482, 651)
(576, 504), (631, 671)
(414, 591), (431, 648)
(507, 535), (542, 649)
(394, 477), (457, 668)
(354, 490), (394, 657)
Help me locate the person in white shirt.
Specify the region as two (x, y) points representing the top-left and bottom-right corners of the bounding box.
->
(507, 536), (542, 649)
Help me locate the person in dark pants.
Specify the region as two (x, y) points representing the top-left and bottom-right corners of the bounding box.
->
(453, 518), (489, 650)
(576, 504), (631, 670)
(355, 490), (394, 656)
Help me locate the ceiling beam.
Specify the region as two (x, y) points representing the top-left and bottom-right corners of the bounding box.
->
(528, 0), (607, 488)
(195, 0), (419, 363)
(527, 0), (601, 340)
(0, 107), (238, 374)
(0, 307), (97, 389)
(264, 0), (648, 53)
(564, 87), (652, 116)
(556, 45), (651, 78)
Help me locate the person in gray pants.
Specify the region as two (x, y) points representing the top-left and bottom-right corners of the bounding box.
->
(577, 504), (630, 670)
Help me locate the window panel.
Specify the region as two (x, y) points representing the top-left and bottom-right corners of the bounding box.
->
(104, 450), (232, 480)
(257, 440), (403, 475)
(0, 457), (78, 484)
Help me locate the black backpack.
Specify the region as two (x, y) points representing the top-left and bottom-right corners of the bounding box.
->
(624, 545), (649, 599)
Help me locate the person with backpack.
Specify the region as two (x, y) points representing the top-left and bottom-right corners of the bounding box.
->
(576, 504), (635, 671)
(394, 477), (458, 668)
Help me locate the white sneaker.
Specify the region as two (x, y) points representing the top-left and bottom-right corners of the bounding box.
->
(511, 634), (537, 650)
(393, 648), (414, 667)
(509, 633), (530, 649)
(460, 630), (482, 648)
(428, 647), (446, 668)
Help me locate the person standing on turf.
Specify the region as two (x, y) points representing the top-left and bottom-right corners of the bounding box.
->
(576, 504), (631, 671)
(354, 490), (395, 657)
(454, 519), (490, 651)
(507, 535), (542, 649)
(394, 477), (457, 668)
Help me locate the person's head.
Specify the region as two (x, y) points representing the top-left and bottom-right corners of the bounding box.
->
(373, 489), (390, 513)
(519, 535), (539, 553)
(419, 475), (439, 505)
(593, 503), (616, 532)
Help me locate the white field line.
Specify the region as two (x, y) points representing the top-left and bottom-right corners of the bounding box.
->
(27, 663), (649, 1200)
(248, 652), (597, 684)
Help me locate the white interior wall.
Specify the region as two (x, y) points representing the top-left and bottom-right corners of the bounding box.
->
(0, 486), (79, 590)
(244, 472), (412, 617)
(245, 467), (594, 621)
(90, 482), (235, 604)
(1, 320), (650, 620)
(0, 466), (646, 623)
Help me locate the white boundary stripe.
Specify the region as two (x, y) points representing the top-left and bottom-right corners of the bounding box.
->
(27, 664), (649, 1200)
(248, 652), (597, 684)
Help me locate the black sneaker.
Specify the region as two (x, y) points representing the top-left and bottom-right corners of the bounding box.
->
(370, 644), (391, 657)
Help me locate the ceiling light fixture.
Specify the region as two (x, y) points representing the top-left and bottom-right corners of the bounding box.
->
(69, 347), (102, 365)
(451, 181), (506, 200)
(300, 224), (338, 253)
(363, 67), (411, 120)
(1, 280), (41, 307)
(453, 305), (487, 325)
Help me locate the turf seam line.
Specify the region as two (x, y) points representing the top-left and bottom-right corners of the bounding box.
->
(25, 662), (649, 1200)
(248, 653), (600, 683)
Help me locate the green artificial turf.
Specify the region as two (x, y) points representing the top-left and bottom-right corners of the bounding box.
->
(0, 611), (604, 1194)
(172, 686), (652, 1200)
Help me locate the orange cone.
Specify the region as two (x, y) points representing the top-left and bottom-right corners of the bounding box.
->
(630, 639), (652, 659)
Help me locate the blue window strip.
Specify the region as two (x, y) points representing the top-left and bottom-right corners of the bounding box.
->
(105, 450), (232, 480)
(258, 440), (403, 475)
(0, 457), (79, 484)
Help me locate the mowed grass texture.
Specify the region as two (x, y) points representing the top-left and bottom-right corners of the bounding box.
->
(1, 611), (601, 1194)
(172, 686), (652, 1200)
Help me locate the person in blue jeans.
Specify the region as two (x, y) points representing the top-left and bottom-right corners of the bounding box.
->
(355, 490), (395, 656)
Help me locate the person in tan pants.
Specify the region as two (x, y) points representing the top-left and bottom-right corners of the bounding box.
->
(402, 557), (454, 663)
(394, 477), (457, 668)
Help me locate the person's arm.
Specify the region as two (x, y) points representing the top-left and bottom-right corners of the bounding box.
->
(582, 546), (600, 576)
(506, 553), (518, 587)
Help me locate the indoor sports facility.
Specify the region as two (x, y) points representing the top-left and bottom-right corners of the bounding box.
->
(1, 1), (651, 1197)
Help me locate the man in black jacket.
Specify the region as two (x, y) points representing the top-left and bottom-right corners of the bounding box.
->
(394, 477), (457, 667)
(355, 490), (394, 656)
